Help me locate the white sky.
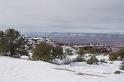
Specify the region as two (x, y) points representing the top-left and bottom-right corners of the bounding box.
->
(0, 0), (124, 33)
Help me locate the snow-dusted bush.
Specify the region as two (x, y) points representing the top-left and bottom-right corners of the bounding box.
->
(87, 56), (99, 65)
(109, 52), (119, 61)
(32, 42), (65, 63)
(118, 49), (124, 60)
(120, 61), (124, 70)
(75, 56), (86, 62)
(100, 59), (107, 63)
(64, 60), (71, 65)
(32, 42), (53, 62)
(109, 49), (124, 61)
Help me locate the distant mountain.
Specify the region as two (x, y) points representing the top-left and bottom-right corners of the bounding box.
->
(24, 32), (124, 48)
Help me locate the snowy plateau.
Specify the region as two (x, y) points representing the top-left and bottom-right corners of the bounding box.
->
(0, 56), (124, 82)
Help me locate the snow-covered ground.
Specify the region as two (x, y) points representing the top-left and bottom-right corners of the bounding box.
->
(0, 56), (124, 82)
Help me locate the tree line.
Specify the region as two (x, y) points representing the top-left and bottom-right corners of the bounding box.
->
(0, 28), (64, 63)
(0, 28), (124, 64)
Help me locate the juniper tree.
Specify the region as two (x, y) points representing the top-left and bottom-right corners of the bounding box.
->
(32, 42), (53, 62)
(4, 29), (28, 57)
(52, 46), (64, 59)
(32, 42), (64, 63)
(0, 31), (7, 55)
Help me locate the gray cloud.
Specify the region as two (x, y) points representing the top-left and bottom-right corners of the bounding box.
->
(0, 0), (124, 33)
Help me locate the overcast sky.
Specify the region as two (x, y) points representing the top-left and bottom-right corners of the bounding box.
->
(0, 0), (124, 33)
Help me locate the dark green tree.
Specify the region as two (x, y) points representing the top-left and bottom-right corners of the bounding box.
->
(79, 48), (86, 56)
(87, 47), (101, 54)
(0, 31), (7, 55)
(52, 46), (64, 59)
(32, 42), (53, 62)
(4, 29), (28, 57)
(32, 42), (64, 63)
(109, 49), (124, 61)
(118, 49), (124, 61)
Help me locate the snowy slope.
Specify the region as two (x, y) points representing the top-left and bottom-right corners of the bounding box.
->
(0, 56), (124, 82)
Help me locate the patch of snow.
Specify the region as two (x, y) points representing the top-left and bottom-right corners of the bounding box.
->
(0, 56), (124, 82)
(20, 55), (29, 59)
(96, 54), (109, 60)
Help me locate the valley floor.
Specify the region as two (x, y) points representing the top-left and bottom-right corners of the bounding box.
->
(0, 56), (124, 82)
